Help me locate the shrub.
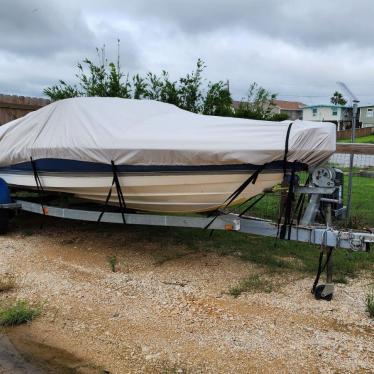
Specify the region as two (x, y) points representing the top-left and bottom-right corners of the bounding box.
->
(0, 300), (41, 326)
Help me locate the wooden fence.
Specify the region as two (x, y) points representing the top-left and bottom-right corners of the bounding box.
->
(336, 127), (373, 140)
(0, 94), (50, 125)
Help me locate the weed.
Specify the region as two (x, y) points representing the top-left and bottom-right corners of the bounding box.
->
(108, 256), (117, 272)
(0, 274), (16, 292)
(0, 300), (41, 326)
(366, 290), (374, 318)
(334, 275), (348, 284)
(229, 274), (273, 297)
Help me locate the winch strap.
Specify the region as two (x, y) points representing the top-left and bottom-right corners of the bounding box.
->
(30, 157), (46, 216)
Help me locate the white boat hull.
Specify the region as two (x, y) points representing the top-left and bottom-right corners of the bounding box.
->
(0, 171), (283, 213)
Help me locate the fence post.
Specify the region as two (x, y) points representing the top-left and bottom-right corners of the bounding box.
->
(346, 100), (359, 219)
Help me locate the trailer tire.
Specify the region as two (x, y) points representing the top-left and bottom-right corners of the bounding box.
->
(0, 209), (10, 235)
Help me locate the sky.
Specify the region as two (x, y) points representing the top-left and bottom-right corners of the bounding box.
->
(1, 0), (374, 105)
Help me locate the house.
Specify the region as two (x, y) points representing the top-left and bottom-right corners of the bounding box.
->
(232, 99), (305, 120)
(270, 100), (305, 120)
(302, 105), (352, 130)
(358, 105), (374, 129)
(0, 94), (50, 125)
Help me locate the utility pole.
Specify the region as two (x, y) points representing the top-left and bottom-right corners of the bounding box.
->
(336, 82), (359, 219)
(225, 79), (230, 94)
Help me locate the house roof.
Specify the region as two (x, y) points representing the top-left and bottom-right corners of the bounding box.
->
(232, 99), (305, 110)
(272, 100), (305, 110)
(358, 104), (374, 108)
(303, 104), (352, 109)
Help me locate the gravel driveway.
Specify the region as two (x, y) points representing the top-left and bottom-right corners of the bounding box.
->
(0, 215), (373, 373)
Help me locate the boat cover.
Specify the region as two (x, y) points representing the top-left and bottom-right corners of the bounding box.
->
(0, 97), (336, 168)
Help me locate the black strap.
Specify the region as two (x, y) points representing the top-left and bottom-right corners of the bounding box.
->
(238, 193), (265, 218)
(311, 247), (333, 294)
(294, 175), (310, 225)
(279, 161), (297, 240)
(97, 178), (115, 223)
(283, 122), (293, 176)
(223, 165), (265, 207)
(98, 161), (127, 224)
(30, 157), (46, 216)
(204, 165), (265, 230)
(277, 122), (295, 240)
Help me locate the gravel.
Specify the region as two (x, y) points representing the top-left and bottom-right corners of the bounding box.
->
(0, 220), (373, 373)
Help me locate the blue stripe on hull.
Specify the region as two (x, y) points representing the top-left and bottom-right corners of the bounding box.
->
(0, 159), (307, 173)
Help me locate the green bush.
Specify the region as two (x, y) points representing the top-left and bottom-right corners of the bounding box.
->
(0, 300), (41, 326)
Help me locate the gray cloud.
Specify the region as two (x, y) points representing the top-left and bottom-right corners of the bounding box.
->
(0, 0), (95, 56)
(82, 0), (374, 48)
(1, 0), (374, 104)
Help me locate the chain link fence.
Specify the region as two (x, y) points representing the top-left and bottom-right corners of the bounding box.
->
(234, 149), (374, 230)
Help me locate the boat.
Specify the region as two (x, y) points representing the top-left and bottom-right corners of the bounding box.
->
(0, 97), (336, 213)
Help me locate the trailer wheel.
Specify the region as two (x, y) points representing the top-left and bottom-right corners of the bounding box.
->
(0, 209), (10, 234)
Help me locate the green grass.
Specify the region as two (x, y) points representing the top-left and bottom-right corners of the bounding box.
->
(338, 134), (374, 143)
(347, 175), (374, 226)
(108, 255), (117, 272)
(229, 274), (273, 297)
(0, 300), (41, 326)
(128, 224), (374, 280)
(366, 290), (374, 318)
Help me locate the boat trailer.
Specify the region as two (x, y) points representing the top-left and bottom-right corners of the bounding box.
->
(0, 166), (372, 301)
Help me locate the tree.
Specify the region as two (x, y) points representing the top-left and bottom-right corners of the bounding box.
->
(178, 58), (205, 113)
(132, 74), (147, 100)
(44, 46), (285, 121)
(330, 91), (347, 106)
(235, 82), (277, 120)
(159, 71), (180, 106)
(269, 112), (290, 121)
(203, 81), (233, 116)
(44, 48), (131, 100)
(43, 80), (80, 100)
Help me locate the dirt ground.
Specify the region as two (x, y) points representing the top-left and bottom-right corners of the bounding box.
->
(0, 214), (373, 373)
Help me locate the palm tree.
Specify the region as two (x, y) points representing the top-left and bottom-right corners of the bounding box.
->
(330, 91), (347, 106)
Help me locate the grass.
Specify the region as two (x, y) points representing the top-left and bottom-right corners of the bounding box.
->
(338, 134), (374, 144)
(0, 300), (41, 326)
(0, 274), (16, 292)
(127, 222), (374, 281)
(365, 290), (374, 318)
(228, 274), (273, 297)
(333, 275), (348, 284)
(108, 255), (117, 272)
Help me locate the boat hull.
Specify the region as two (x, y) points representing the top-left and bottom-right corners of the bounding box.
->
(0, 170), (283, 213)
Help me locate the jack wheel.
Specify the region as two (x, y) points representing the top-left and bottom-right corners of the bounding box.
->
(314, 284), (333, 301)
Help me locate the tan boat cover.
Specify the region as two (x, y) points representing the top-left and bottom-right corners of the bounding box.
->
(0, 97), (336, 167)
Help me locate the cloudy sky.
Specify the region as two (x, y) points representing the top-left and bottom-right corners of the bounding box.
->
(1, 0), (374, 105)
